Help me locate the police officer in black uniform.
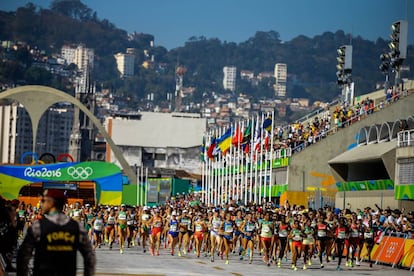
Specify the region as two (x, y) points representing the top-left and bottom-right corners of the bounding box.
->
(17, 189), (95, 276)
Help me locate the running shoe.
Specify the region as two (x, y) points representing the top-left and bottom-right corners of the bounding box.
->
(320, 263), (324, 268)
(308, 260), (312, 266)
(277, 259), (281, 268)
(303, 264), (307, 270)
(120, 248), (123, 254)
(337, 266), (341, 271)
(225, 260), (229, 265)
(178, 251), (182, 257)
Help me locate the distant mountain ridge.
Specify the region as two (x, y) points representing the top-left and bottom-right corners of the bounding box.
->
(0, 1), (413, 110)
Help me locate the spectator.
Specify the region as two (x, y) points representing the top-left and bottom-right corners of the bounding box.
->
(17, 189), (96, 276)
(0, 197), (18, 273)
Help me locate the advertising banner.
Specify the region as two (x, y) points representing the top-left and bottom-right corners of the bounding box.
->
(0, 161), (123, 205)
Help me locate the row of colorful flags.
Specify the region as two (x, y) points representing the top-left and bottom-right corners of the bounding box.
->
(201, 115), (273, 161)
(200, 112), (281, 206)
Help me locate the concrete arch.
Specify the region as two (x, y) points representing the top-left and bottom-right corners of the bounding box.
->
(0, 85), (135, 183)
(358, 126), (369, 145)
(367, 124), (380, 144)
(378, 122), (393, 143)
(391, 120), (402, 140)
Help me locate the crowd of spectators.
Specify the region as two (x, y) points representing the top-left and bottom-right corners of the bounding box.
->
(273, 86), (409, 154)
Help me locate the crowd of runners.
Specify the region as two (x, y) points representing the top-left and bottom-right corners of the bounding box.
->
(10, 196), (414, 272)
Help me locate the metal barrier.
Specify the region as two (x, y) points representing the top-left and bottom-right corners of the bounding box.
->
(374, 229), (410, 268)
(398, 129), (414, 147)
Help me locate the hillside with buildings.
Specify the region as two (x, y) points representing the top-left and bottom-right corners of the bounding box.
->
(1, 2), (414, 125)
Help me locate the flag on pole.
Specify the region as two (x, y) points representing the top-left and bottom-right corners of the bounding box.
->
(263, 130), (270, 150)
(241, 121), (251, 153)
(253, 117), (261, 151)
(232, 125), (242, 145)
(200, 136), (206, 161)
(242, 121), (251, 144)
(207, 137), (217, 159)
(217, 128), (233, 154)
(263, 116), (272, 132)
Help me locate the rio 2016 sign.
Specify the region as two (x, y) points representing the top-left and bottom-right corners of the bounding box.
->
(23, 166), (94, 180)
(24, 167), (62, 178)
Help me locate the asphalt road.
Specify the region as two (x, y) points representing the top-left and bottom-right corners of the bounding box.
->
(73, 242), (413, 276)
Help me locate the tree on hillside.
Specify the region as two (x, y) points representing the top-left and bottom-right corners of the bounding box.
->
(50, 0), (93, 21)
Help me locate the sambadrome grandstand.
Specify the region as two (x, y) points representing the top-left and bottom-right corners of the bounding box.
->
(0, 82), (413, 210)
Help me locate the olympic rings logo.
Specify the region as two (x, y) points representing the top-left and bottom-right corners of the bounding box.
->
(67, 166), (93, 179)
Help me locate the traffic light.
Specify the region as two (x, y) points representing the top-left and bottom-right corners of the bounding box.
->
(379, 53), (390, 74)
(389, 20), (408, 60)
(336, 45), (352, 87)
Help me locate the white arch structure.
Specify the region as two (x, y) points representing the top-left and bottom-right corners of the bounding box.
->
(0, 85), (135, 182)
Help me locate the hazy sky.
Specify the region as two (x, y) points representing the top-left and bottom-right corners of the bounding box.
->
(1, 0), (413, 49)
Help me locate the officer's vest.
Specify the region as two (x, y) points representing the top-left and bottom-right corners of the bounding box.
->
(33, 217), (79, 276)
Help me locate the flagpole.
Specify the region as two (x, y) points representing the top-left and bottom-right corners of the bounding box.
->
(214, 128), (219, 206)
(231, 122), (235, 202)
(218, 127), (223, 205)
(253, 115), (259, 204)
(249, 117), (255, 204)
(219, 128), (226, 205)
(269, 110), (275, 202)
(207, 148), (211, 205)
(141, 165), (144, 206)
(144, 167), (148, 206)
(201, 133), (205, 204)
(238, 120), (243, 202)
(244, 119), (249, 205)
(204, 133), (208, 204)
(135, 166), (141, 206)
(228, 123), (232, 203)
(207, 132), (212, 205)
(259, 113), (264, 205)
(228, 123), (232, 204)
(263, 113), (268, 205)
(210, 130), (215, 206)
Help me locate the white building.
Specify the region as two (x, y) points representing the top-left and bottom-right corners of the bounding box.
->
(274, 63), (287, 97)
(114, 52), (135, 78)
(223, 66), (237, 92)
(105, 112), (206, 174)
(61, 44), (94, 72)
(0, 101), (17, 163)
